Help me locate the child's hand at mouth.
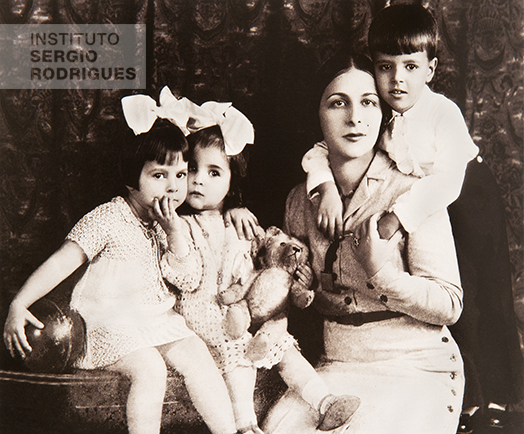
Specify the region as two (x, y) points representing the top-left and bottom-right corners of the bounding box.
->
(150, 197), (190, 258)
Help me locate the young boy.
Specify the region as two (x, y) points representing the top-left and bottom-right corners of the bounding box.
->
(303, 5), (524, 431)
(302, 3), (478, 240)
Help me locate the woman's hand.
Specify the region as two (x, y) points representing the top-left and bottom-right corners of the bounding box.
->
(3, 301), (43, 359)
(352, 213), (403, 277)
(224, 207), (264, 240)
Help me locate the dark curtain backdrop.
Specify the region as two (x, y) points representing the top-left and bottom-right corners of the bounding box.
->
(0, 0), (522, 354)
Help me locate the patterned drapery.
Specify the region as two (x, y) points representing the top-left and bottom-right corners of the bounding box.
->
(0, 0), (522, 345)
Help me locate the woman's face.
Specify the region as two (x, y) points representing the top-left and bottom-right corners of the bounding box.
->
(319, 67), (382, 162)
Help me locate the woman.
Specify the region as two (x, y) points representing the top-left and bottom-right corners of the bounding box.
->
(262, 52), (464, 434)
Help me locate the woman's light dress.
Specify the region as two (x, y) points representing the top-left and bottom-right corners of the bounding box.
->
(263, 151), (465, 434)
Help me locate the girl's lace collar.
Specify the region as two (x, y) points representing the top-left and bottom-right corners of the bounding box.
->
(192, 211), (223, 220)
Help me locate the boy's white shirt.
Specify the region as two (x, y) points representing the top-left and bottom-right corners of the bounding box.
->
(302, 141), (332, 194)
(302, 85), (479, 233)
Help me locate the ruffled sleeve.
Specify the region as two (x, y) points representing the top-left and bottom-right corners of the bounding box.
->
(160, 224), (203, 292)
(301, 141), (335, 198)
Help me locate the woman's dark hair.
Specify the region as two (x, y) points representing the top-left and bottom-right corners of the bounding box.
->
(312, 50), (389, 137)
(313, 51), (376, 107)
(120, 118), (189, 190)
(187, 125), (247, 212)
(368, 4), (438, 60)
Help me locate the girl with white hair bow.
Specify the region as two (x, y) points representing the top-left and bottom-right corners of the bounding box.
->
(4, 88), (258, 434)
(143, 89), (360, 434)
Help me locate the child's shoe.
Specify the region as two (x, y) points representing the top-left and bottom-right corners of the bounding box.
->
(317, 394), (361, 431)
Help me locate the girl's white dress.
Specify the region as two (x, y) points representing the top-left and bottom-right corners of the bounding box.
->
(163, 213), (295, 373)
(67, 196), (196, 369)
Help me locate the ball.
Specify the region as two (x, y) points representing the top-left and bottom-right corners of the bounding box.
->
(24, 298), (85, 374)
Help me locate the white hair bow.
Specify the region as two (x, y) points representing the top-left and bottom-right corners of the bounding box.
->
(121, 86), (196, 136)
(121, 86), (254, 156)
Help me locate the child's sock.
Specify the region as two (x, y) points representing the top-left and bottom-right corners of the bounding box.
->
(278, 347), (360, 430)
(300, 376), (331, 410)
(231, 398), (258, 430)
(224, 365), (258, 431)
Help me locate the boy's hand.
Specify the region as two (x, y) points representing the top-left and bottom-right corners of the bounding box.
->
(377, 211), (402, 240)
(3, 301), (43, 359)
(352, 213), (403, 277)
(316, 181), (344, 241)
(224, 207), (263, 240)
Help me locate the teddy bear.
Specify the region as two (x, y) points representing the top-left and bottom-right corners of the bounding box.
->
(218, 226), (314, 361)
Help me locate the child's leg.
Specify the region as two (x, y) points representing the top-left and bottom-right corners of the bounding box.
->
(277, 345), (360, 431)
(159, 336), (237, 434)
(106, 347), (167, 434)
(277, 345), (328, 409)
(222, 365), (259, 432)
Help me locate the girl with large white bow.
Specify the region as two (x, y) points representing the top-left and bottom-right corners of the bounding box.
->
(122, 86), (261, 238)
(149, 89), (360, 434)
(3, 94), (242, 434)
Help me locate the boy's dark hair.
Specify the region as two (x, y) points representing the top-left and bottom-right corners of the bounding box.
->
(121, 118), (189, 190)
(187, 125), (247, 212)
(368, 4), (438, 60)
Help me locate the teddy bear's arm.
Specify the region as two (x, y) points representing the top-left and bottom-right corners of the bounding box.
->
(218, 282), (250, 305)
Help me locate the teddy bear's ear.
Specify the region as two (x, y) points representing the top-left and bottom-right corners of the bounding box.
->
(266, 226), (282, 238)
